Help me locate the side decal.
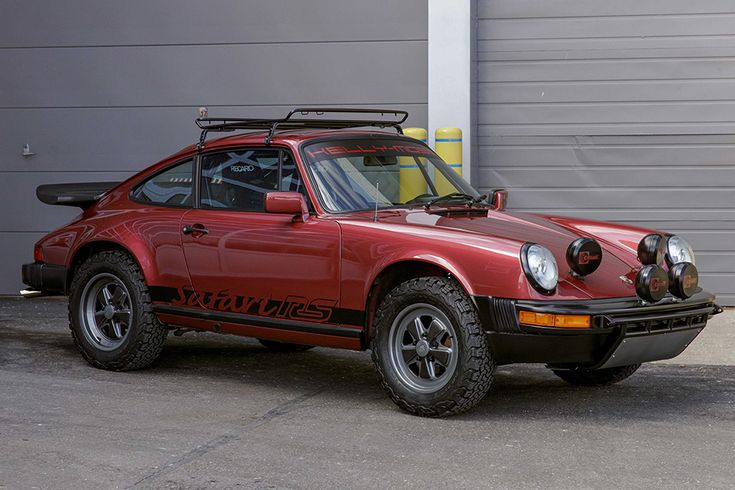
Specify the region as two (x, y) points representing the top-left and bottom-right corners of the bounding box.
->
(149, 286), (365, 327)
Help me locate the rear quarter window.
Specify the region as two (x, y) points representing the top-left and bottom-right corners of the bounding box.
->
(131, 159), (193, 207)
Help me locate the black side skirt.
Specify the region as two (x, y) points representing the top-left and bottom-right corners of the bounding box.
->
(153, 304), (362, 339)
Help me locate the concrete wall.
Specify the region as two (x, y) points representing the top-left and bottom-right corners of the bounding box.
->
(0, 0), (428, 294)
(476, 0), (735, 304)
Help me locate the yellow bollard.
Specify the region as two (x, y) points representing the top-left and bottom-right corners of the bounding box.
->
(400, 127), (428, 202)
(434, 127), (462, 195)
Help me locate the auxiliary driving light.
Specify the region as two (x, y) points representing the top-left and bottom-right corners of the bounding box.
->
(637, 233), (666, 265)
(666, 235), (696, 266)
(668, 262), (699, 299)
(566, 237), (602, 276)
(635, 264), (669, 303)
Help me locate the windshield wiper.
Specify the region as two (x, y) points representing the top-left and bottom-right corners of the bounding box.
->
(424, 192), (488, 209)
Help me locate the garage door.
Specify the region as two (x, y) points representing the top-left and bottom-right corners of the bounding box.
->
(476, 0), (735, 305)
(0, 0), (428, 294)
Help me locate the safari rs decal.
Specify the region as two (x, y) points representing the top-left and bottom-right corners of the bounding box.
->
(149, 286), (364, 327)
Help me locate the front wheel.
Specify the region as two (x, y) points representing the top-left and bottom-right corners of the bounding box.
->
(371, 277), (494, 417)
(552, 364), (641, 386)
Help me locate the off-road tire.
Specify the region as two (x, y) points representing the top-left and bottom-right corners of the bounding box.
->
(371, 277), (494, 417)
(257, 339), (315, 352)
(552, 364), (641, 386)
(69, 250), (167, 370)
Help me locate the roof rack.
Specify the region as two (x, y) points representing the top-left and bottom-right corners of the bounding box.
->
(194, 107), (409, 148)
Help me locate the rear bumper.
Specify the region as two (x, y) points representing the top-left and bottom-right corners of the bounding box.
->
(21, 262), (67, 296)
(473, 290), (721, 368)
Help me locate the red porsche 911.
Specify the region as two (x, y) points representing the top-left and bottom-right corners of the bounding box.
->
(22, 108), (721, 417)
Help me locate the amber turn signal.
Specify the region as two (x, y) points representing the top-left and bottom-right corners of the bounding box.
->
(518, 311), (591, 328)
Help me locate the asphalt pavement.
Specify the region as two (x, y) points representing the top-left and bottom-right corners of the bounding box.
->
(1, 297), (733, 489)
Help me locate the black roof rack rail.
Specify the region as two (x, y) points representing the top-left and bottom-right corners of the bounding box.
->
(195, 107), (409, 148)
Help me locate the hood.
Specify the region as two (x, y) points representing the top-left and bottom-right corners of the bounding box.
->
(337, 208), (641, 299)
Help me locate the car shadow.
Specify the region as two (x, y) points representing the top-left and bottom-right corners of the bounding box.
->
(2, 322), (733, 421)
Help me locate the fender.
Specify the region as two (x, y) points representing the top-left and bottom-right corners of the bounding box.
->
(365, 253), (475, 299)
(56, 209), (191, 290)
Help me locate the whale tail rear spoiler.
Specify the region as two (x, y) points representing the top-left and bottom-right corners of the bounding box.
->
(36, 182), (120, 209)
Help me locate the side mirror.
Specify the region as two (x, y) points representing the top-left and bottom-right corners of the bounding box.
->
(264, 192), (309, 222)
(490, 189), (508, 211)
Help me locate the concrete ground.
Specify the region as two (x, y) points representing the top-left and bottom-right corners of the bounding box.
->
(0, 297), (733, 490)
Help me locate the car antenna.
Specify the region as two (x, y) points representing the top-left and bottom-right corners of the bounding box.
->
(374, 182), (380, 222)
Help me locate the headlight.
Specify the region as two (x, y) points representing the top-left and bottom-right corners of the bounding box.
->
(521, 243), (558, 294)
(666, 235), (695, 265)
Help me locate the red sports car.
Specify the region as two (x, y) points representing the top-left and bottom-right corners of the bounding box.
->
(22, 108), (721, 417)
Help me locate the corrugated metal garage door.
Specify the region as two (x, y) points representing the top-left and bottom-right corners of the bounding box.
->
(476, 0), (735, 305)
(0, 0), (427, 294)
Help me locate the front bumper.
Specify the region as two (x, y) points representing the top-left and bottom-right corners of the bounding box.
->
(473, 290), (721, 368)
(21, 262), (67, 296)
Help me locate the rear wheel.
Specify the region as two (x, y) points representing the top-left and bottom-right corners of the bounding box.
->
(371, 277), (494, 417)
(552, 364), (641, 386)
(69, 251), (167, 371)
(257, 339), (314, 352)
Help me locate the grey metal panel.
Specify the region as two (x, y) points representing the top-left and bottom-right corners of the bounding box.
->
(483, 168), (735, 189)
(0, 0), (427, 47)
(480, 102), (735, 125)
(480, 36), (735, 55)
(476, 1), (735, 304)
(479, 0), (735, 18)
(479, 60), (735, 83)
(507, 189), (731, 210)
(0, 42), (427, 108)
(480, 80), (735, 103)
(478, 15), (735, 40)
(0, 1), (428, 295)
(0, 105), (428, 173)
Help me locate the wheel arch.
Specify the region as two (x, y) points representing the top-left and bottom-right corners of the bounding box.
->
(67, 240), (150, 291)
(362, 258), (474, 343)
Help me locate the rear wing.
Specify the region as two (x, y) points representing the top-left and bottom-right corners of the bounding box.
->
(36, 182), (120, 209)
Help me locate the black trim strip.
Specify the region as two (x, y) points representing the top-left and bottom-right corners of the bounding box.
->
(153, 304), (362, 338)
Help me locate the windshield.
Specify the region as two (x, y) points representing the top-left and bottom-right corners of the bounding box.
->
(302, 139), (483, 213)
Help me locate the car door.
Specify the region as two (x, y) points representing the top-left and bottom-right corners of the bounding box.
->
(180, 147), (342, 325)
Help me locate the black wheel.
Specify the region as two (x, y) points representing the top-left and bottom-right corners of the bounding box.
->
(68, 250), (167, 371)
(552, 364), (641, 386)
(371, 277), (494, 417)
(257, 339), (314, 352)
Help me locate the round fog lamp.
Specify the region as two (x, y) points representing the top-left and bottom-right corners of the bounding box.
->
(566, 238), (603, 276)
(635, 264), (669, 303)
(637, 233), (666, 265)
(668, 262), (699, 299)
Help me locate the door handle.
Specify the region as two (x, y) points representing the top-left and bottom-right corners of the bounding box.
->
(182, 224), (209, 235)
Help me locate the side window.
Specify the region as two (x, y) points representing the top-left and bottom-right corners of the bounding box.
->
(131, 159), (193, 206)
(200, 149), (279, 211)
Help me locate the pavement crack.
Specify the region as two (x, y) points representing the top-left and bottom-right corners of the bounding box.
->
(126, 386), (325, 489)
